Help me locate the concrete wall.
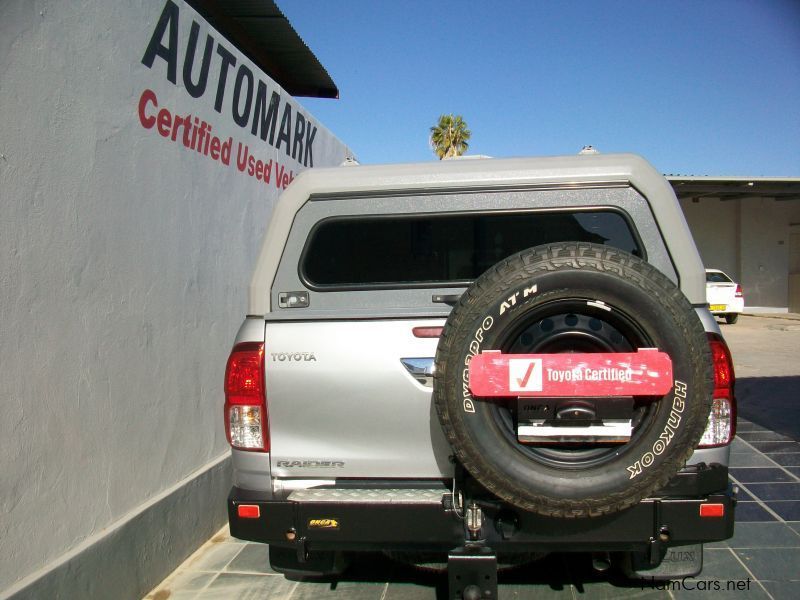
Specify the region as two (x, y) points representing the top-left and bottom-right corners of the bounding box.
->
(0, 1), (350, 596)
(739, 197), (790, 309)
(790, 225), (800, 312)
(679, 197), (740, 281)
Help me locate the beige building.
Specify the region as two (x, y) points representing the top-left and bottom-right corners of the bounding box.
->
(671, 177), (800, 313)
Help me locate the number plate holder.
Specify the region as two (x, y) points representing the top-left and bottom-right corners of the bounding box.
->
(517, 397), (634, 443)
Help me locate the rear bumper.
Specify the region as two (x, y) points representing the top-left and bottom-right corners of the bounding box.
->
(228, 465), (735, 554)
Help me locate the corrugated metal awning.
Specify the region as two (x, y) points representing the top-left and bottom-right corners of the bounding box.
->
(668, 176), (800, 201)
(187, 0), (338, 99)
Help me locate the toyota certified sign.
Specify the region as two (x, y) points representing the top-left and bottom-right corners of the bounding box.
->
(470, 349), (673, 397)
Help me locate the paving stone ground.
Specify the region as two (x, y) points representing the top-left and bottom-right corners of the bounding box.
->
(145, 316), (800, 599)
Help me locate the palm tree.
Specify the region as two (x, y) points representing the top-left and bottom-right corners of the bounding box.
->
(429, 114), (471, 159)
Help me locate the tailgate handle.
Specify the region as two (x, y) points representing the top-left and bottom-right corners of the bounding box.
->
(432, 294), (461, 305)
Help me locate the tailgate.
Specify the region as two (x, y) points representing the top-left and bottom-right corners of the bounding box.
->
(706, 283), (735, 308)
(264, 319), (452, 479)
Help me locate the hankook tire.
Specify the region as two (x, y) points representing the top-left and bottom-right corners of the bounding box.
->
(433, 242), (713, 518)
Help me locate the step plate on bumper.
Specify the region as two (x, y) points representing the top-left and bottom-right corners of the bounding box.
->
(287, 488), (447, 504)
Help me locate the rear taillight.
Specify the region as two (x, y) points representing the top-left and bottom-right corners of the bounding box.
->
(698, 334), (736, 448)
(224, 342), (269, 451)
(735, 284), (743, 298)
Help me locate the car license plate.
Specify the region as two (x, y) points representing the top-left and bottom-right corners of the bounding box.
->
(709, 304), (726, 311)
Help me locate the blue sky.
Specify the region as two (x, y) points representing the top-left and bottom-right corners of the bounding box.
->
(281, 1), (800, 176)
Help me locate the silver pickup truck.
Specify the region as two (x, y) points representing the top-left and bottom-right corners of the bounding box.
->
(224, 154), (736, 598)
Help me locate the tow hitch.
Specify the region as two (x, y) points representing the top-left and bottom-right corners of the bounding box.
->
(449, 502), (498, 600)
(448, 545), (497, 600)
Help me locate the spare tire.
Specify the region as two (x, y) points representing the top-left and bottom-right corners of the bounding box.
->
(433, 242), (713, 518)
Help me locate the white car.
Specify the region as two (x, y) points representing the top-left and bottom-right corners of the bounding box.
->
(705, 269), (744, 324)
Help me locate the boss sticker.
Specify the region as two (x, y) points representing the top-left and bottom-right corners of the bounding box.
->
(308, 518), (340, 530)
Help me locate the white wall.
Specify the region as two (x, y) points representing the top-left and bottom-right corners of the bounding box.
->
(0, 0), (350, 594)
(679, 197), (740, 280)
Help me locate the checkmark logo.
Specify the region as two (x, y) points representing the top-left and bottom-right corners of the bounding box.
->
(517, 362), (536, 388)
(509, 359), (542, 392)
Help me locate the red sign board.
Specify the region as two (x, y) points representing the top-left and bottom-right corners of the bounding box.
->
(469, 349), (673, 397)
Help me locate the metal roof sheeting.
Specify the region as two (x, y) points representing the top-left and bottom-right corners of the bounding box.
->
(668, 176), (800, 201)
(187, 0), (339, 98)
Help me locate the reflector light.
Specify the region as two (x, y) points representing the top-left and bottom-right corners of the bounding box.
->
(413, 326), (444, 338)
(699, 503), (725, 518)
(699, 334), (736, 448)
(237, 504), (260, 519)
(224, 342), (269, 451)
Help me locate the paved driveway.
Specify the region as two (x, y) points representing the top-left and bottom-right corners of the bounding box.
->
(146, 315), (800, 600)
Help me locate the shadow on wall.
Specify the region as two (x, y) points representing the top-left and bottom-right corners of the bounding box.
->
(735, 376), (800, 441)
